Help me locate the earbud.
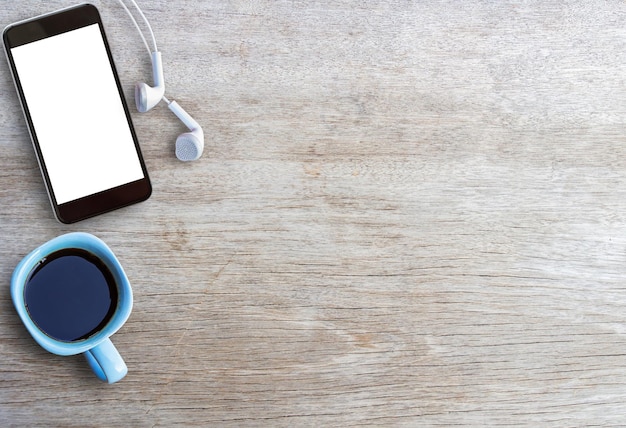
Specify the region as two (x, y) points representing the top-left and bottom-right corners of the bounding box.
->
(167, 100), (205, 162)
(135, 51), (164, 112)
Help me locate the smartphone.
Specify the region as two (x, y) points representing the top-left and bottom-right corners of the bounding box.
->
(3, 3), (151, 223)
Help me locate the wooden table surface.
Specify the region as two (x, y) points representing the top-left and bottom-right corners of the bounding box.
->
(3, 0), (626, 425)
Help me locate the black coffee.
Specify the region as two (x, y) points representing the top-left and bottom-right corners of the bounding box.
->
(24, 248), (118, 342)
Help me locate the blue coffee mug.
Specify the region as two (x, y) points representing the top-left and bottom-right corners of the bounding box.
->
(11, 232), (133, 384)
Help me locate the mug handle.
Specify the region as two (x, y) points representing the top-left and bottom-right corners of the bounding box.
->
(83, 338), (128, 384)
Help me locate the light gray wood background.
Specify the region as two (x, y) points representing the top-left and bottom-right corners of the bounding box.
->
(2, 0), (626, 425)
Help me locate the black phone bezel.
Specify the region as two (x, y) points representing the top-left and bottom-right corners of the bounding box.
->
(3, 3), (151, 224)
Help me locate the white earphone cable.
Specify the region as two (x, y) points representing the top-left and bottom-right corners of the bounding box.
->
(127, 0), (158, 52)
(115, 0), (158, 55)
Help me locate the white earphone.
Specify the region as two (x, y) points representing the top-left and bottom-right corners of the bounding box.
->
(118, 0), (204, 161)
(135, 51), (163, 113)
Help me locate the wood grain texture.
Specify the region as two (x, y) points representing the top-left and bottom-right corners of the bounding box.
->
(2, 0), (626, 425)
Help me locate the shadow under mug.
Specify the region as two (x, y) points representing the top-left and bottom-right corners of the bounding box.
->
(11, 232), (133, 384)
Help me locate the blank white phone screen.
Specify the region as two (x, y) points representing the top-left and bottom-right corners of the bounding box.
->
(10, 24), (144, 205)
